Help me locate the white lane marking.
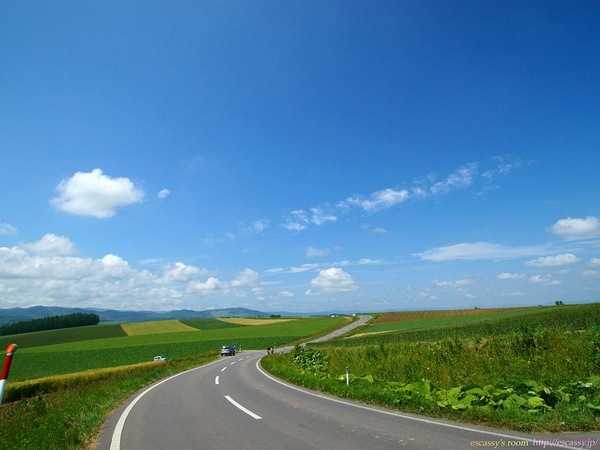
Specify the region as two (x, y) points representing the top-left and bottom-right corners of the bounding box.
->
(221, 366), (227, 372)
(230, 361), (236, 366)
(224, 395), (262, 420)
(215, 376), (220, 385)
(255, 359), (579, 450)
(109, 358), (226, 450)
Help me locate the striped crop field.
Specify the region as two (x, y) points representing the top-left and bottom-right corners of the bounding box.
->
(219, 317), (296, 326)
(181, 318), (243, 330)
(350, 305), (558, 337)
(121, 320), (198, 336)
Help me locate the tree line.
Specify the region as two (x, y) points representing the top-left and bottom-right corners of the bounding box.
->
(0, 313), (100, 336)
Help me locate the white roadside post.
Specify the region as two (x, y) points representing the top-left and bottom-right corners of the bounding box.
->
(0, 343), (18, 404)
(345, 367), (349, 386)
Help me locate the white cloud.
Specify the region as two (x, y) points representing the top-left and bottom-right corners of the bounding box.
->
(550, 216), (600, 240)
(162, 262), (207, 282)
(0, 223), (17, 236)
(306, 246), (330, 258)
(308, 267), (357, 294)
(157, 188), (171, 199)
(279, 290), (294, 297)
(434, 278), (473, 288)
(230, 268), (259, 288)
(187, 277), (225, 294)
(589, 257), (600, 267)
(583, 270), (600, 278)
(526, 253), (579, 268)
(529, 274), (560, 285)
(417, 242), (545, 262)
(51, 169), (144, 218)
(0, 234), (265, 309)
(22, 234), (75, 256)
(100, 254), (131, 277)
(497, 272), (525, 280)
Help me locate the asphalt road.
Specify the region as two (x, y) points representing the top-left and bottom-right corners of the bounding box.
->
(97, 318), (597, 450)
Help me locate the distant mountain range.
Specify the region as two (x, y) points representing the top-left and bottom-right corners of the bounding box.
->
(0, 305), (274, 325)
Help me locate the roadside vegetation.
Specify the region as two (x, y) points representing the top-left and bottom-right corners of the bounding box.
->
(0, 352), (217, 450)
(263, 303), (600, 431)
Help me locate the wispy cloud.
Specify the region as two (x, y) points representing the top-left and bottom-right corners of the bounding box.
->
(283, 158), (520, 232)
(0, 223), (17, 236)
(497, 272), (525, 280)
(306, 246), (330, 258)
(434, 278), (474, 288)
(265, 258), (385, 275)
(417, 242), (546, 262)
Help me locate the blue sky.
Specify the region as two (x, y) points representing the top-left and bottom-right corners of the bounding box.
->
(1, 1), (599, 312)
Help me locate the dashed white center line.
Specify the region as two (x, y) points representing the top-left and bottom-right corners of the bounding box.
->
(224, 395), (262, 420)
(230, 361), (236, 366)
(215, 376), (219, 385)
(221, 367), (227, 372)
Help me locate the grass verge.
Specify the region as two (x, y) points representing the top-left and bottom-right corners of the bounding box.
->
(0, 352), (217, 450)
(262, 327), (600, 432)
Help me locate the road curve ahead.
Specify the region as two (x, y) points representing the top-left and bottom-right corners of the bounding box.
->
(97, 318), (595, 450)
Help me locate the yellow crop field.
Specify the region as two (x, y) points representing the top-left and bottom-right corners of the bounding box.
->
(220, 317), (296, 326)
(121, 320), (199, 336)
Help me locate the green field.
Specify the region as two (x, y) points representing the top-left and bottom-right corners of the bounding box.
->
(9, 317), (345, 380)
(182, 318), (243, 330)
(0, 324), (126, 350)
(264, 303), (600, 431)
(353, 307), (553, 336)
(328, 304), (600, 347)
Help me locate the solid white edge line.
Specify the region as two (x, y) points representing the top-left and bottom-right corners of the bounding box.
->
(109, 358), (225, 450)
(255, 358), (580, 450)
(224, 395), (262, 420)
(215, 375), (220, 385)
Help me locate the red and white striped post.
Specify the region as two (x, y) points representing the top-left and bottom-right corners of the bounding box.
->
(0, 343), (17, 404)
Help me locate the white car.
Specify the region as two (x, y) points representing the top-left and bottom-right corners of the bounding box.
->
(153, 355), (166, 361)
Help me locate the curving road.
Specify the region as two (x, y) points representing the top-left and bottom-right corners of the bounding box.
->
(97, 317), (595, 450)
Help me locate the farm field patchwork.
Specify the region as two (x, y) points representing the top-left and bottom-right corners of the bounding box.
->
(121, 319), (198, 335)
(0, 324), (126, 350)
(8, 317), (345, 381)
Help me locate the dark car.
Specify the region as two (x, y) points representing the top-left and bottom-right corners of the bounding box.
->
(220, 345), (236, 357)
